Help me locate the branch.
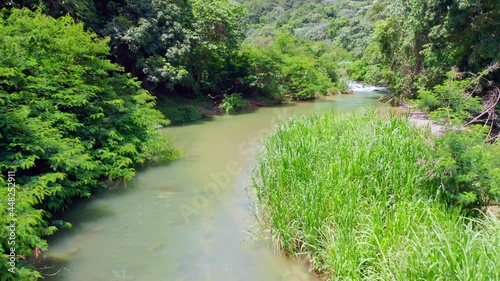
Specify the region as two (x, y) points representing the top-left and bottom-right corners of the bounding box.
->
(466, 87), (500, 126)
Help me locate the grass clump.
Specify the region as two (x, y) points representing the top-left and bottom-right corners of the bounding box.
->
(252, 111), (500, 280)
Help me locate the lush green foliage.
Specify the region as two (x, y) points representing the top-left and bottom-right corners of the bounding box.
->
(243, 0), (373, 57)
(362, 0), (499, 112)
(418, 70), (483, 124)
(189, 0), (245, 92)
(241, 0), (371, 99)
(103, 0), (244, 94)
(0, 9), (176, 279)
(102, 0), (194, 89)
(434, 127), (500, 212)
(0, 0), (101, 25)
(237, 45), (284, 101)
(252, 111), (500, 280)
(1, 1), (497, 279)
(6, 0), (498, 123)
(3, 0), (374, 107)
(241, 34), (350, 100)
(242, 0), (499, 126)
(3, 0), (247, 99)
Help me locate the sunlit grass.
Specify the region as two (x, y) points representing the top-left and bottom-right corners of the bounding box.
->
(252, 110), (500, 280)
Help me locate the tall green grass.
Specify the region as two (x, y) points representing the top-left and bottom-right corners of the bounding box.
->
(252, 111), (500, 280)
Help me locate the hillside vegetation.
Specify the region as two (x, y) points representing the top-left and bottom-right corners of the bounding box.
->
(243, 0), (499, 131)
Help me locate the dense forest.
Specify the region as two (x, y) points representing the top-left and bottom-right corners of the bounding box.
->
(0, 0), (498, 280)
(243, 0), (499, 125)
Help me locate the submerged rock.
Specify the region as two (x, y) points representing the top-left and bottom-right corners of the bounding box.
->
(340, 89), (354, 94)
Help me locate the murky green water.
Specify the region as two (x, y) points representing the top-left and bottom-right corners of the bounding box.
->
(43, 92), (387, 281)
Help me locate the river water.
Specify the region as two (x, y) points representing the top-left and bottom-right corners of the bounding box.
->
(43, 91), (387, 281)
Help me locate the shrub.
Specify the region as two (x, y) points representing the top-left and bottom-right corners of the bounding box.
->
(239, 46), (285, 101)
(434, 126), (500, 212)
(418, 70), (483, 124)
(282, 56), (332, 100)
(346, 59), (368, 81)
(221, 93), (248, 113)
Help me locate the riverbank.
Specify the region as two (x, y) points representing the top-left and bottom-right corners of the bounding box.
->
(155, 93), (347, 125)
(408, 111), (446, 136)
(251, 110), (500, 280)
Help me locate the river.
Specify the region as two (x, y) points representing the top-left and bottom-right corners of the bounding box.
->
(43, 91), (387, 281)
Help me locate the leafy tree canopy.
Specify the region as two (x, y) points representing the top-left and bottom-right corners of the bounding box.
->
(0, 9), (176, 279)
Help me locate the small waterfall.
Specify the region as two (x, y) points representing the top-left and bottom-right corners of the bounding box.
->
(348, 81), (389, 92)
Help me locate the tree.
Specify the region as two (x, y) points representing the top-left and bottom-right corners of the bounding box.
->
(372, 0), (499, 97)
(102, 0), (194, 90)
(0, 9), (175, 279)
(189, 0), (245, 94)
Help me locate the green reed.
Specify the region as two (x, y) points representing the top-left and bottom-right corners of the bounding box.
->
(252, 110), (500, 280)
